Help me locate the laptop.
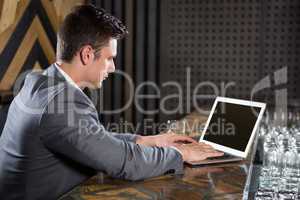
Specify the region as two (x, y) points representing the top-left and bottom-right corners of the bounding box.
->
(186, 97), (266, 166)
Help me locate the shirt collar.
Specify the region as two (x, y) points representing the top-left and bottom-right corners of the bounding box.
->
(54, 63), (82, 91)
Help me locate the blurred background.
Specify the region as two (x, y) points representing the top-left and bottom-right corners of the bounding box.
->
(0, 0), (299, 135)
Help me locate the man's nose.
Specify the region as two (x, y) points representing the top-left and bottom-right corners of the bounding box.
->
(109, 61), (115, 73)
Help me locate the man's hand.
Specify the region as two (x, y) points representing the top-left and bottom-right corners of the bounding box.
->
(174, 142), (224, 162)
(136, 133), (197, 147)
(135, 133), (223, 162)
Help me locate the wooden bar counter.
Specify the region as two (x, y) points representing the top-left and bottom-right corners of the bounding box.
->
(60, 112), (255, 200)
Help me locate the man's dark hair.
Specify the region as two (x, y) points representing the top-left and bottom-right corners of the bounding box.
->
(57, 5), (127, 62)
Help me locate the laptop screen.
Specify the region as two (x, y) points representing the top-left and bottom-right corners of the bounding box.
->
(202, 101), (261, 152)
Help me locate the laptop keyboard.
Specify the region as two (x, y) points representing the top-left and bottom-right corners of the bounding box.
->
(206, 152), (235, 160)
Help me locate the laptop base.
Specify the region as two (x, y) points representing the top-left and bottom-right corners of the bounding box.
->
(185, 155), (243, 166)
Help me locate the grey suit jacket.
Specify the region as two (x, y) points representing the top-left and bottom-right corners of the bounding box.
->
(0, 64), (183, 200)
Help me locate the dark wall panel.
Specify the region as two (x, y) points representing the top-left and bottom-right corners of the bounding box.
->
(91, 0), (300, 131)
(261, 0), (300, 103)
(91, 0), (160, 134)
(160, 0), (300, 122)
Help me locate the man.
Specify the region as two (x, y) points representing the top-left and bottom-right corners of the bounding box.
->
(0, 5), (222, 200)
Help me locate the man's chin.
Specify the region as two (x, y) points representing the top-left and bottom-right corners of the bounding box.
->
(82, 81), (102, 90)
(94, 81), (103, 89)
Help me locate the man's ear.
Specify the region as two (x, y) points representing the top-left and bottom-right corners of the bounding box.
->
(79, 45), (95, 65)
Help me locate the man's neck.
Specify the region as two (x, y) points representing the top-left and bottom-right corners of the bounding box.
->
(55, 62), (85, 89)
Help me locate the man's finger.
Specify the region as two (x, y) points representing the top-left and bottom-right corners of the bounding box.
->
(181, 136), (197, 143)
(198, 143), (212, 147)
(198, 142), (212, 147)
(197, 143), (214, 149)
(206, 152), (224, 157)
(172, 136), (197, 143)
(202, 149), (220, 153)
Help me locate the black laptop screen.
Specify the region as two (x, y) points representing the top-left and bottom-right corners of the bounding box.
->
(203, 101), (261, 151)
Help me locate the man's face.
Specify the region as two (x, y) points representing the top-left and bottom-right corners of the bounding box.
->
(86, 38), (117, 88)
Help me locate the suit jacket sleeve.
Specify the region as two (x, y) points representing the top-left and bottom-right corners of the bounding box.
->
(108, 132), (139, 143)
(38, 89), (183, 181)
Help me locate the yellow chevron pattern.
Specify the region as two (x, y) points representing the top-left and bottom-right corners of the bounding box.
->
(0, 0), (84, 91)
(0, 0), (31, 54)
(0, 16), (55, 90)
